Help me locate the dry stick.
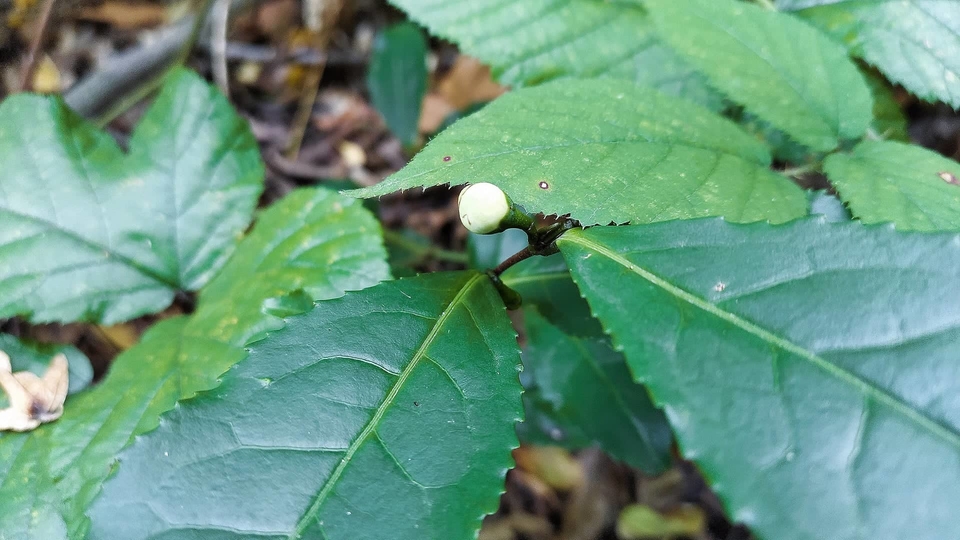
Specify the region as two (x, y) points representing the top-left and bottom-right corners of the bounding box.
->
(18, 0), (57, 92)
(211, 0), (231, 97)
(286, 0), (345, 159)
(64, 0), (254, 121)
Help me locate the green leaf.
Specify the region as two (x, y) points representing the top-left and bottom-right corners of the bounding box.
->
(521, 310), (672, 473)
(0, 187), (389, 538)
(864, 70), (908, 142)
(645, 0), (873, 151)
(389, 0), (721, 107)
(779, 0), (960, 108)
(0, 435), (67, 540)
(824, 140), (960, 231)
(0, 68), (264, 325)
(196, 187), (391, 345)
(89, 272), (522, 540)
(348, 79), (807, 226)
(502, 253), (603, 337)
(0, 334), (92, 399)
(368, 23), (428, 147)
(558, 219), (960, 540)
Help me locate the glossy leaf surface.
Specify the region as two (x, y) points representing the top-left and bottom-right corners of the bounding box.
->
(522, 310), (672, 473)
(559, 219), (960, 540)
(501, 253), (602, 337)
(0, 68), (264, 324)
(350, 79), (807, 226)
(90, 272), (522, 540)
(645, 0), (872, 151)
(367, 23), (428, 147)
(779, 0), (960, 108)
(389, 0), (720, 106)
(824, 140), (960, 231)
(0, 188), (389, 538)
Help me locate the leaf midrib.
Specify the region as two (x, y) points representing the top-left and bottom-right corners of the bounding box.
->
(290, 272), (485, 538)
(560, 230), (960, 449)
(0, 207), (176, 289)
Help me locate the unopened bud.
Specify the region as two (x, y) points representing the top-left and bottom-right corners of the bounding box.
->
(458, 183), (533, 234)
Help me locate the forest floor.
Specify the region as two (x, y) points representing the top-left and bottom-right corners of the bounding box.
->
(2, 0), (958, 539)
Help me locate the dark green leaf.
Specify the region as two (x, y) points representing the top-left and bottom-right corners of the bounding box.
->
(349, 79), (807, 226)
(559, 219), (960, 540)
(779, 0), (960, 108)
(645, 0), (873, 151)
(824, 140), (960, 231)
(389, 0), (721, 107)
(368, 23), (428, 147)
(502, 253), (603, 337)
(0, 187), (389, 538)
(0, 68), (264, 324)
(0, 334), (92, 398)
(521, 310), (672, 473)
(89, 272), (522, 540)
(468, 229), (528, 269)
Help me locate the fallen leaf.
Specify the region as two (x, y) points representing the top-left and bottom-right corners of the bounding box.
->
(437, 55), (506, 110)
(0, 349), (68, 432)
(418, 93), (456, 134)
(74, 1), (171, 29)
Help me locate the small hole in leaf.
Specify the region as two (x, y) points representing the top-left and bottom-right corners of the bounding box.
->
(443, 156), (452, 162)
(939, 171), (958, 185)
(538, 181), (549, 189)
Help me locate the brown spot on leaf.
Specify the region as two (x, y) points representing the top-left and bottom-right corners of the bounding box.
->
(443, 156), (452, 162)
(538, 181), (549, 190)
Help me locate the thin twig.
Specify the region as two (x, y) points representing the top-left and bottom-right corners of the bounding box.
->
(64, 0), (254, 120)
(492, 247), (536, 276)
(211, 0), (231, 97)
(90, 0), (217, 126)
(780, 163), (819, 177)
(18, 0), (57, 92)
(286, 0), (344, 159)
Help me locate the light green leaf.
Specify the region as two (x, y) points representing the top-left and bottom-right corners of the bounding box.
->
(521, 310), (672, 473)
(864, 70), (909, 141)
(779, 0), (960, 108)
(349, 79), (807, 226)
(0, 435), (67, 540)
(0, 334), (92, 399)
(824, 140), (960, 231)
(389, 0), (721, 107)
(502, 253), (603, 337)
(368, 23), (428, 147)
(807, 190), (851, 223)
(89, 272), (522, 540)
(559, 219), (960, 540)
(0, 187), (389, 538)
(645, 0), (873, 151)
(0, 68), (264, 325)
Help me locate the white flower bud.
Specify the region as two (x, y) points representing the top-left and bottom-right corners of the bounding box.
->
(458, 183), (511, 234)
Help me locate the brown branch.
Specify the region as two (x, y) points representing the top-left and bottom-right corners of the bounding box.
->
(492, 247), (536, 277)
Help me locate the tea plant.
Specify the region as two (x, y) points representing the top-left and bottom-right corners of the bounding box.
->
(1, 0), (959, 539)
